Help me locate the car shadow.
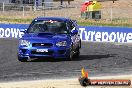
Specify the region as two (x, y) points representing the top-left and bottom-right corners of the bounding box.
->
(74, 54), (116, 61)
(28, 54), (116, 62)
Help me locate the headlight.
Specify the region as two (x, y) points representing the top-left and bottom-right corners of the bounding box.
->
(56, 41), (67, 47)
(20, 40), (30, 46)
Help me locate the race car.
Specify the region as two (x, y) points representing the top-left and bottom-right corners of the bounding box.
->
(18, 17), (81, 62)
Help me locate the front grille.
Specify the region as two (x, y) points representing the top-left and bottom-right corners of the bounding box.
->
(31, 50), (53, 55)
(32, 43), (53, 48)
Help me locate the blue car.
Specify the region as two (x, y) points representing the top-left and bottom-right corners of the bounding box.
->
(18, 17), (81, 62)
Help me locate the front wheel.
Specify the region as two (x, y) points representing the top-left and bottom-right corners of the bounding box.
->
(18, 56), (27, 62)
(75, 41), (81, 58)
(67, 47), (73, 61)
(75, 47), (80, 58)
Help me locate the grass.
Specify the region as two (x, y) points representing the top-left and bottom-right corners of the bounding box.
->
(76, 17), (132, 27)
(78, 21), (132, 27)
(0, 17), (32, 24)
(0, 16), (132, 27)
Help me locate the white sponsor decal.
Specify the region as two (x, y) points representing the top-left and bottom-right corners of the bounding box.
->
(0, 28), (25, 38)
(79, 28), (132, 43)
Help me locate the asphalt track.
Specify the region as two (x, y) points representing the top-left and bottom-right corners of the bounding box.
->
(0, 38), (132, 82)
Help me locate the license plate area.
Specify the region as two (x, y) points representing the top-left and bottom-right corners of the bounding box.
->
(36, 49), (48, 53)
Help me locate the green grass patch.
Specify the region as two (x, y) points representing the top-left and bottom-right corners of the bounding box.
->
(78, 21), (132, 27)
(0, 17), (32, 23)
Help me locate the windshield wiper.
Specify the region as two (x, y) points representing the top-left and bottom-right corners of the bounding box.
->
(38, 32), (55, 36)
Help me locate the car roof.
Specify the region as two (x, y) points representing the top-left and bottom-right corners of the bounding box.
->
(34, 17), (71, 21)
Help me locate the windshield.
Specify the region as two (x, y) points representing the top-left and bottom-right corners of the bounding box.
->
(27, 20), (68, 34)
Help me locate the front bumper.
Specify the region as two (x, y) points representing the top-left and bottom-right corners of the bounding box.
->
(18, 46), (70, 59)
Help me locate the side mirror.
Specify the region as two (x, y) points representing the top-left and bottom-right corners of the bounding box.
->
(72, 20), (78, 26)
(20, 29), (27, 33)
(72, 20), (77, 23)
(71, 27), (78, 35)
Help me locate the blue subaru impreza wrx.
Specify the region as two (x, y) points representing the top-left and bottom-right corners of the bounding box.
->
(18, 17), (81, 62)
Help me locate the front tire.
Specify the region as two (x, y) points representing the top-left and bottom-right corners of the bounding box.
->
(67, 47), (73, 61)
(75, 41), (81, 58)
(18, 56), (27, 62)
(75, 47), (80, 58)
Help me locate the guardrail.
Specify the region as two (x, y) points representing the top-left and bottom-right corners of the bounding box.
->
(0, 24), (132, 43)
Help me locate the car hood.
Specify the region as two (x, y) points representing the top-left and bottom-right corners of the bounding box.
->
(22, 33), (70, 42)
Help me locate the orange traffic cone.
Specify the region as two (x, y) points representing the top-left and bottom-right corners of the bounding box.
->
(79, 67), (91, 87)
